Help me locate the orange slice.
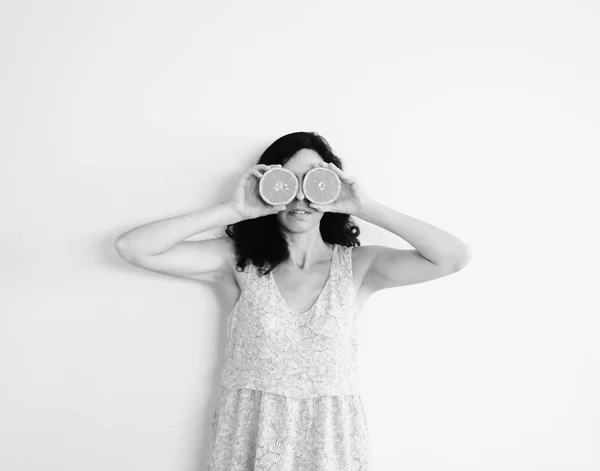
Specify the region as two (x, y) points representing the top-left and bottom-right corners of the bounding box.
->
(258, 167), (299, 205)
(303, 167), (341, 205)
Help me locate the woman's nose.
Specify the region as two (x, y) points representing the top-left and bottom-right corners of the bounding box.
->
(295, 183), (305, 201)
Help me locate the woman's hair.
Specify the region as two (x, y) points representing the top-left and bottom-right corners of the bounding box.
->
(222, 131), (361, 276)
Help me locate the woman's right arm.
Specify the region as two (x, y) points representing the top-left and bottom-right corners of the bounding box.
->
(114, 164), (286, 282)
(115, 202), (242, 258)
(114, 202), (244, 282)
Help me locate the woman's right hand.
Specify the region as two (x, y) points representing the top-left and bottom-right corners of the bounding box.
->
(229, 164), (288, 220)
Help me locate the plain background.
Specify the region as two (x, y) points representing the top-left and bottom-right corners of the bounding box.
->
(1, 1), (599, 470)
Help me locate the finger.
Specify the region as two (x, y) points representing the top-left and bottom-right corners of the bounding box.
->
(324, 162), (343, 176)
(327, 163), (356, 183)
(318, 161), (342, 175)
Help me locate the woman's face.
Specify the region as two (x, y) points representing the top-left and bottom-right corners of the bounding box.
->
(275, 149), (326, 230)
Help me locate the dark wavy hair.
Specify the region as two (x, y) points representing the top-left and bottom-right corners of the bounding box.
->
(222, 131), (361, 276)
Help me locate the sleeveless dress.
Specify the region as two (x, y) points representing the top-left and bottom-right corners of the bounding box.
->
(206, 244), (372, 470)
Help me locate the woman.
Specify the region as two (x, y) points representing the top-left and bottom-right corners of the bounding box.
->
(115, 131), (472, 470)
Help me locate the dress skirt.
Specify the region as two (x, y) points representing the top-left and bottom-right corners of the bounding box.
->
(206, 385), (372, 471)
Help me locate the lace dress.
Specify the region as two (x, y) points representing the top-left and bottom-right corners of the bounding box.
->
(206, 244), (372, 470)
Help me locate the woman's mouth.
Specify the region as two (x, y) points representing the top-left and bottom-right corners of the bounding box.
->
(289, 209), (311, 216)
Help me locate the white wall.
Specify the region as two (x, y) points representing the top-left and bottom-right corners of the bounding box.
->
(1, 1), (598, 470)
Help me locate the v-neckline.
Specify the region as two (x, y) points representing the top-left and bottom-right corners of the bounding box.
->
(270, 244), (337, 315)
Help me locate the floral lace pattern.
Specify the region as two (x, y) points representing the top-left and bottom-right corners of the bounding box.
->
(206, 244), (372, 470)
(206, 386), (371, 470)
(220, 244), (362, 398)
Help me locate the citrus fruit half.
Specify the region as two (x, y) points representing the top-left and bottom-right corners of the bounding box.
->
(303, 167), (341, 205)
(258, 167), (299, 205)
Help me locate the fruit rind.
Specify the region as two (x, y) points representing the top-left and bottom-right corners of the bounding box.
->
(302, 167), (341, 205)
(258, 167), (299, 205)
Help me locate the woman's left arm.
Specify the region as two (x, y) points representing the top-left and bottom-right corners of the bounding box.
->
(308, 161), (472, 290)
(355, 196), (472, 268)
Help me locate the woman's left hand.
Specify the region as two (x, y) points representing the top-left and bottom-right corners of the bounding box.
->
(308, 162), (369, 216)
